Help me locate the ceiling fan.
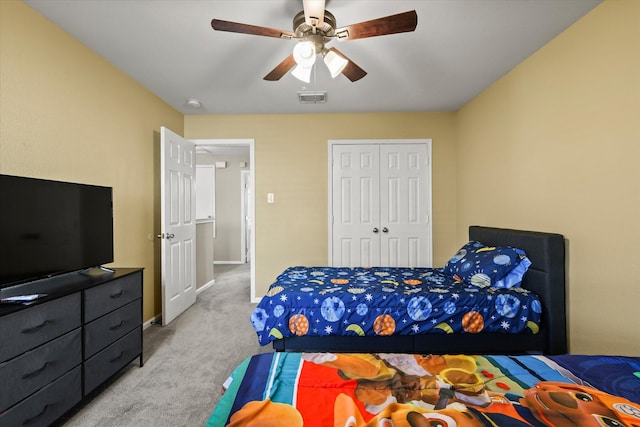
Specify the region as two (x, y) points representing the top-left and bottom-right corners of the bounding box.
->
(211, 0), (417, 83)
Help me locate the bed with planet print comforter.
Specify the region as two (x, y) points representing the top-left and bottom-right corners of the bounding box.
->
(256, 226), (568, 355)
(251, 265), (541, 346)
(207, 352), (640, 427)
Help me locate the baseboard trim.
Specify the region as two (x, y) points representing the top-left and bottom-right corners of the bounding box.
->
(197, 279), (215, 294)
(145, 280), (216, 329)
(143, 315), (162, 330)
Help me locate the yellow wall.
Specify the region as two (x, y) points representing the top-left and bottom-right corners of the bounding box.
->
(456, 0), (639, 355)
(185, 113), (458, 297)
(0, 1), (184, 322)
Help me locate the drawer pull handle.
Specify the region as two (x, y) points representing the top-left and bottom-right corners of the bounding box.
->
(110, 320), (126, 330)
(110, 351), (124, 363)
(21, 320), (50, 334)
(22, 361), (51, 379)
(110, 290), (126, 298)
(22, 404), (49, 425)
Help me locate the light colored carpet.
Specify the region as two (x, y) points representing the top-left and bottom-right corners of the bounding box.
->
(57, 263), (271, 427)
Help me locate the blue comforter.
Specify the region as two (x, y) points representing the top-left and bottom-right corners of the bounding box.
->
(251, 266), (542, 346)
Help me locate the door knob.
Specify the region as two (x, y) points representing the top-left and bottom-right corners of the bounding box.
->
(382, 227), (389, 233)
(373, 227), (379, 233)
(167, 233), (175, 239)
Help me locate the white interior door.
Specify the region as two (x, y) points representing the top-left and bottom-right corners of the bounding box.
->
(379, 144), (431, 267)
(160, 127), (197, 325)
(330, 140), (432, 268)
(331, 144), (381, 266)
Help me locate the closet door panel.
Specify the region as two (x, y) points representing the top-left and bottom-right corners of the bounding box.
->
(379, 144), (431, 267)
(332, 145), (380, 267)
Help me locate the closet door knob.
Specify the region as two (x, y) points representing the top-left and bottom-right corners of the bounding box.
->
(372, 228), (379, 233)
(382, 227), (389, 233)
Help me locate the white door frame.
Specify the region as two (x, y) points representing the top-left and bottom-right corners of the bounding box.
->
(241, 170), (251, 263)
(328, 139), (433, 267)
(191, 138), (256, 302)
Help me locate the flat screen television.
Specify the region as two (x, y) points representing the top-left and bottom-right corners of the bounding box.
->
(0, 174), (114, 289)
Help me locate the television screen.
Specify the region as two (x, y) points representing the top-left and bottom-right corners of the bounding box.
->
(0, 174), (114, 288)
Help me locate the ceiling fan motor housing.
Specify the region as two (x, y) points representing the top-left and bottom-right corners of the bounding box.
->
(293, 10), (336, 48)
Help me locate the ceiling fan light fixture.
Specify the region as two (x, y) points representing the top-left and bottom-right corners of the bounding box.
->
(292, 41), (316, 83)
(293, 41), (316, 67)
(323, 50), (348, 78)
(291, 64), (313, 83)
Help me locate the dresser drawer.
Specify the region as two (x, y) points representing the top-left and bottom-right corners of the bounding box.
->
(0, 293), (81, 362)
(84, 327), (141, 394)
(0, 365), (81, 427)
(0, 328), (81, 412)
(84, 299), (141, 359)
(84, 272), (142, 322)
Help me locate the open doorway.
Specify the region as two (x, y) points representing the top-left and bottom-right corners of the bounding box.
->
(192, 138), (255, 301)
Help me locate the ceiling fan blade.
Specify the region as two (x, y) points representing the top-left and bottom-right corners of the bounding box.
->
(211, 19), (295, 39)
(302, 0), (325, 26)
(329, 48), (367, 82)
(335, 10), (417, 41)
(263, 54), (296, 81)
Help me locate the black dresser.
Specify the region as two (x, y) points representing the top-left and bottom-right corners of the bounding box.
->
(0, 268), (143, 427)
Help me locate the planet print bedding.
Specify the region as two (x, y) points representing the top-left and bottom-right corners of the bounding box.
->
(250, 266), (542, 346)
(207, 352), (640, 426)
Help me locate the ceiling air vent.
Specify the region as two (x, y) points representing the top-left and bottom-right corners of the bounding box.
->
(298, 91), (327, 104)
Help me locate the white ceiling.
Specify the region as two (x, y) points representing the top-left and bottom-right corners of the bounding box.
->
(24, 0), (601, 115)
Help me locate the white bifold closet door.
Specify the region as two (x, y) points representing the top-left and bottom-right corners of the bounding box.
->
(331, 141), (432, 268)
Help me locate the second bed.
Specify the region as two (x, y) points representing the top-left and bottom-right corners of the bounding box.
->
(251, 226), (567, 355)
